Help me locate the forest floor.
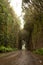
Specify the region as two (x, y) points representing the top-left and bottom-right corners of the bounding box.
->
(0, 50), (43, 65)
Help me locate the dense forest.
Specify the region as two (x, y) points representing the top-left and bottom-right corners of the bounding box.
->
(0, 0), (20, 52)
(0, 0), (43, 54)
(22, 0), (43, 51)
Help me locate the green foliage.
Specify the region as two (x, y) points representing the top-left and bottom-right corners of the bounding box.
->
(33, 48), (43, 55)
(22, 0), (43, 50)
(0, 0), (20, 48)
(0, 46), (13, 52)
(0, 45), (18, 53)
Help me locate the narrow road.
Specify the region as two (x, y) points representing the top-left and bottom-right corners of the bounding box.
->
(0, 51), (42, 65)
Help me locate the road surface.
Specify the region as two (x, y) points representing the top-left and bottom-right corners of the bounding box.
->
(0, 51), (42, 65)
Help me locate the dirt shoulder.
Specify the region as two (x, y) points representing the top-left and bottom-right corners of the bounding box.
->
(33, 53), (43, 65)
(0, 51), (20, 58)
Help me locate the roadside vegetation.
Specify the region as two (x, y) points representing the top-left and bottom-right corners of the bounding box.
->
(22, 0), (43, 50)
(0, 0), (20, 52)
(0, 0), (43, 53)
(0, 46), (17, 53)
(33, 48), (43, 55)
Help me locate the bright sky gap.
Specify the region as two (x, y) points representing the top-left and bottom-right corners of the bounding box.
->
(9, 0), (24, 29)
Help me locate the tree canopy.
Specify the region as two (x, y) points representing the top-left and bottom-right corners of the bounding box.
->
(0, 0), (20, 49)
(22, 0), (43, 50)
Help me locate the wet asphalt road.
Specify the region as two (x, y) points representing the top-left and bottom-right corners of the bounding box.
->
(0, 51), (42, 65)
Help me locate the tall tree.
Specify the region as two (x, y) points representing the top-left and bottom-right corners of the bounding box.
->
(0, 0), (20, 48)
(22, 0), (43, 50)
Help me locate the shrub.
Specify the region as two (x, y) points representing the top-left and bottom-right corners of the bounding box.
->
(0, 46), (6, 52)
(0, 46), (13, 52)
(33, 48), (43, 55)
